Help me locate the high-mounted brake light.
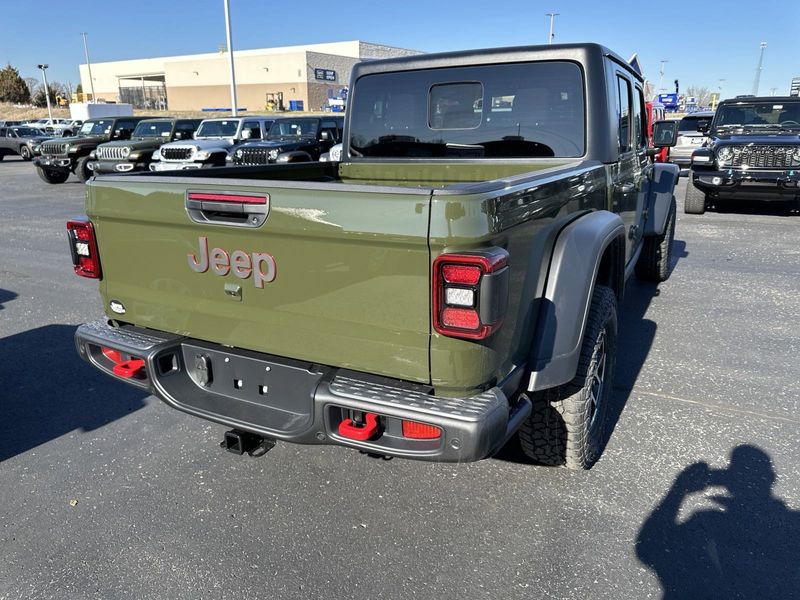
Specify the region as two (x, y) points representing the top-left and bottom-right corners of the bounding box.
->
(432, 250), (509, 340)
(67, 218), (101, 279)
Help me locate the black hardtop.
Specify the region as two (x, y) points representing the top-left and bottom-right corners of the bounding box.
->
(718, 96), (800, 107)
(351, 42), (640, 81)
(345, 42), (638, 164)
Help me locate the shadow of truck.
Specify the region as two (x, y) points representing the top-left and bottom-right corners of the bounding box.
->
(0, 324), (149, 462)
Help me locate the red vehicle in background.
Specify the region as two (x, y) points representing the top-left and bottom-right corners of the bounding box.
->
(646, 100), (668, 162)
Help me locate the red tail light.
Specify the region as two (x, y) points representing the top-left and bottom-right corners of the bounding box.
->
(67, 218), (101, 279)
(401, 420), (441, 440)
(432, 250), (509, 340)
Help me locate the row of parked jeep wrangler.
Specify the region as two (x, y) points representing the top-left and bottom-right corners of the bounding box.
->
(28, 114), (344, 184)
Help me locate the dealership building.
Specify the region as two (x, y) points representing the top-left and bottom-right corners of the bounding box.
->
(78, 41), (420, 112)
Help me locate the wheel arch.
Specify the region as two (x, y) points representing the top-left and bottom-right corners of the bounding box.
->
(526, 210), (625, 392)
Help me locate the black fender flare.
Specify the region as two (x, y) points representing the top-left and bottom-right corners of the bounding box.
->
(527, 210), (625, 392)
(643, 163), (679, 236)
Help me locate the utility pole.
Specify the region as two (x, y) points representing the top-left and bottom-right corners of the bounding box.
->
(80, 33), (96, 103)
(658, 60), (668, 92)
(223, 0), (239, 116)
(36, 64), (53, 120)
(752, 42), (767, 96)
(545, 13), (559, 45)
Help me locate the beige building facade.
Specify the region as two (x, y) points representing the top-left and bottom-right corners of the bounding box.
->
(78, 41), (420, 112)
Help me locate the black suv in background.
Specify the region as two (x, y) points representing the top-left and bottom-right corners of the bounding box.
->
(89, 118), (202, 174)
(685, 97), (800, 214)
(229, 116), (343, 165)
(34, 116), (148, 184)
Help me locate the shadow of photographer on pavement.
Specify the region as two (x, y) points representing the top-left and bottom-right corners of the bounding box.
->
(636, 445), (800, 599)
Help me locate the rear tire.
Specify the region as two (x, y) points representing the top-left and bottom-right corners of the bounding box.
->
(518, 285), (618, 470)
(20, 146), (32, 161)
(36, 167), (69, 184)
(74, 156), (92, 183)
(684, 174), (707, 214)
(635, 197), (676, 282)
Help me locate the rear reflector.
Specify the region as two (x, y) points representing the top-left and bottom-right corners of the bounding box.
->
(187, 192), (267, 205)
(402, 420), (441, 440)
(66, 218), (101, 279)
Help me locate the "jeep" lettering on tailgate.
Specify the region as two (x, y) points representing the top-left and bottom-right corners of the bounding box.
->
(188, 236), (276, 288)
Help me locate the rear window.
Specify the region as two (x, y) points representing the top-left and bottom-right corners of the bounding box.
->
(678, 116), (711, 133)
(349, 61), (585, 158)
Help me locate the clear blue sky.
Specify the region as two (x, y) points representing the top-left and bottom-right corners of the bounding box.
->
(3, 0), (798, 98)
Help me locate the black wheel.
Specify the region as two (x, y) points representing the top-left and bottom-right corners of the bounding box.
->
(74, 156), (92, 183)
(19, 146), (32, 161)
(684, 174), (706, 214)
(0, 154), (4, 161)
(518, 285), (618, 470)
(635, 197), (676, 282)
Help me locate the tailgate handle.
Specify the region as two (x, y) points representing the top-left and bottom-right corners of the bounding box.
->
(186, 191), (270, 228)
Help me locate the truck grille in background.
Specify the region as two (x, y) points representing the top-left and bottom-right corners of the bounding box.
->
(731, 145), (796, 169)
(161, 147), (193, 161)
(235, 147), (272, 165)
(40, 142), (68, 156)
(96, 146), (128, 160)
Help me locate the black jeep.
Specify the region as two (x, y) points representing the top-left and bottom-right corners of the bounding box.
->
(33, 116), (148, 184)
(685, 97), (800, 214)
(229, 116), (343, 165)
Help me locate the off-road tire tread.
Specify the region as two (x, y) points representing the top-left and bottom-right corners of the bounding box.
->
(684, 175), (706, 214)
(635, 198), (676, 282)
(74, 156), (92, 183)
(519, 285), (618, 470)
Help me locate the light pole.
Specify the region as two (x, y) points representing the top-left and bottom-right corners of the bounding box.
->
(751, 41), (767, 97)
(545, 13), (559, 45)
(36, 64), (52, 120)
(223, 0), (239, 116)
(80, 33), (97, 103)
(658, 60), (668, 92)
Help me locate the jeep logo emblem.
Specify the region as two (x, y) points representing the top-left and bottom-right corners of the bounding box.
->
(188, 236), (276, 288)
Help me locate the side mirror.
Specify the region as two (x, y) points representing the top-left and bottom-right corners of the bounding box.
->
(697, 120), (711, 134)
(241, 129), (252, 140)
(652, 120), (679, 148)
(320, 130), (331, 142)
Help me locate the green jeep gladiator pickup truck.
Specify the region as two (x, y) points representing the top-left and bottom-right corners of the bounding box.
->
(70, 44), (679, 469)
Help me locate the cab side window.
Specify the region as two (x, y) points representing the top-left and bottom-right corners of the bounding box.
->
(242, 121), (262, 139)
(321, 120), (341, 141)
(616, 76), (632, 154)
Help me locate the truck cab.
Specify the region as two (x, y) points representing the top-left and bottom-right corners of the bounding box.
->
(150, 117), (274, 171)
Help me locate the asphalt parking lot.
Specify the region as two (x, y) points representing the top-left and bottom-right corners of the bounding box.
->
(1, 157), (798, 600)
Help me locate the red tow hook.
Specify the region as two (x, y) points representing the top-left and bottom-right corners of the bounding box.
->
(338, 412), (380, 441)
(112, 358), (146, 379)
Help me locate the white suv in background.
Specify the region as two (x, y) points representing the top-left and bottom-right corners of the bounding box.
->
(669, 111), (715, 169)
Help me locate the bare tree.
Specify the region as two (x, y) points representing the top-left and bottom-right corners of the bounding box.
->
(24, 77), (38, 97)
(685, 86), (713, 106)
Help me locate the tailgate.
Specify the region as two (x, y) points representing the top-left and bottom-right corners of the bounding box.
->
(87, 177), (432, 383)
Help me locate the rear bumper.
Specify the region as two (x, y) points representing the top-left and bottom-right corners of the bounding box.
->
(75, 319), (529, 462)
(693, 169), (800, 198)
